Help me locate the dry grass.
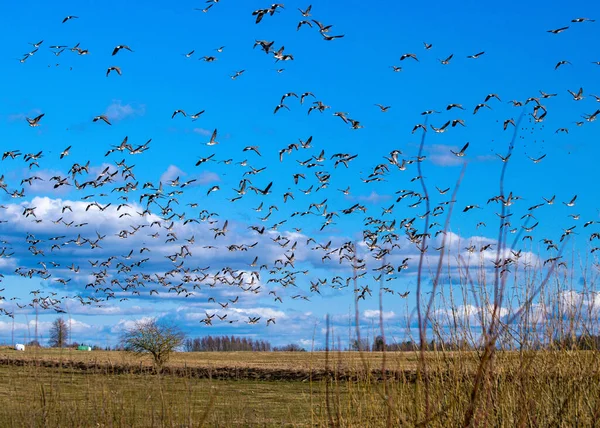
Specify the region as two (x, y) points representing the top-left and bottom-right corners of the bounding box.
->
(0, 349), (599, 426)
(0, 347), (422, 371)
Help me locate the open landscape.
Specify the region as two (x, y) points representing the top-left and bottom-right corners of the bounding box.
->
(0, 350), (600, 427)
(1, 348), (600, 426)
(1, 0), (600, 426)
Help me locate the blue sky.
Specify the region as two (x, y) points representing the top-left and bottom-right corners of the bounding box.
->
(0, 0), (599, 349)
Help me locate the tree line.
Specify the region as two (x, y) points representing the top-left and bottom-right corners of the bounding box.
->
(184, 335), (273, 352)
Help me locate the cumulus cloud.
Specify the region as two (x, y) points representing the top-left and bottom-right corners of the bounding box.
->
(193, 128), (213, 137)
(111, 316), (156, 333)
(196, 171), (220, 185)
(160, 165), (186, 184)
(427, 144), (466, 167)
(104, 100), (145, 122)
(355, 191), (392, 204)
(7, 109), (43, 123)
(363, 309), (396, 321)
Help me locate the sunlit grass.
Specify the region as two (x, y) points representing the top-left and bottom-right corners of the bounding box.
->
(0, 349), (599, 426)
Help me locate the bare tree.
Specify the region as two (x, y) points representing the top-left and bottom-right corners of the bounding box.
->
(48, 317), (70, 348)
(119, 318), (185, 372)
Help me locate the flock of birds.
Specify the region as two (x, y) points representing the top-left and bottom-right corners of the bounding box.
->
(0, 5), (599, 331)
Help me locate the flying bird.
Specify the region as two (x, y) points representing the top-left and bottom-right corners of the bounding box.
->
(467, 51), (485, 59)
(26, 114), (45, 127)
(547, 26), (569, 34)
(400, 53), (418, 61)
(106, 66), (122, 77)
(439, 54), (453, 65)
(93, 115), (111, 125)
(555, 60), (571, 69)
(451, 142), (469, 157)
(112, 45), (133, 56)
(298, 5), (312, 16)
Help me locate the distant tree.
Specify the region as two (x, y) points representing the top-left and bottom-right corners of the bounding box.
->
(184, 336), (272, 352)
(48, 317), (69, 348)
(349, 338), (370, 352)
(119, 318), (185, 372)
(372, 335), (385, 352)
(273, 343), (306, 352)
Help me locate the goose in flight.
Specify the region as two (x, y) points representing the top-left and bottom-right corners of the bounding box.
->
(555, 60), (571, 69)
(583, 109), (600, 122)
(467, 51), (485, 59)
(195, 4), (213, 12)
(473, 103), (491, 114)
(400, 53), (418, 61)
(93, 115), (111, 125)
(106, 66), (121, 77)
(300, 92), (315, 104)
(567, 87), (584, 101)
(322, 33), (344, 41)
(195, 153), (215, 166)
(463, 204), (481, 212)
(243, 146), (261, 156)
(563, 195), (577, 207)
(451, 142), (469, 157)
(547, 26), (569, 34)
(484, 93), (501, 102)
(26, 114), (45, 127)
(112, 45), (133, 56)
(503, 118), (515, 130)
(250, 181), (273, 195)
(60, 146), (71, 159)
(438, 54), (453, 64)
(190, 110), (205, 120)
(431, 121), (451, 133)
(172, 109), (186, 119)
(312, 19), (333, 33)
(298, 5), (312, 16)
(231, 70), (245, 79)
(374, 104), (391, 112)
(274, 104), (290, 114)
(206, 185), (220, 196)
(297, 20), (313, 31)
(496, 153), (511, 162)
(412, 124), (427, 133)
(206, 129), (219, 146)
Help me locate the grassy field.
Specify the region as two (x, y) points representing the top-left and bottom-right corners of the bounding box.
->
(0, 347), (417, 370)
(0, 348), (599, 426)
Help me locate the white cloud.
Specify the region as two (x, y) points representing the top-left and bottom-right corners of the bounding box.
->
(111, 316), (155, 333)
(160, 165), (186, 184)
(193, 128), (212, 136)
(104, 100), (145, 122)
(196, 171), (220, 184)
(356, 191), (392, 204)
(426, 144), (466, 167)
(363, 309), (396, 321)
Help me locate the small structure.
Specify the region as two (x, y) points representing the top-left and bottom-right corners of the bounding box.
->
(14, 344), (25, 351)
(77, 345), (92, 351)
